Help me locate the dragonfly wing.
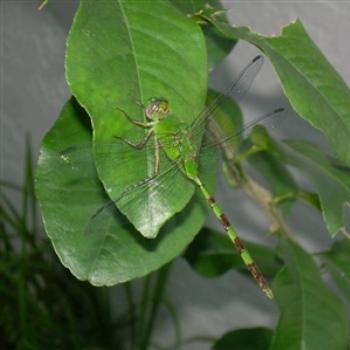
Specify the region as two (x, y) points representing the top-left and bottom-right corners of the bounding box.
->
(189, 55), (264, 146)
(87, 154), (196, 239)
(200, 107), (284, 157)
(53, 137), (197, 238)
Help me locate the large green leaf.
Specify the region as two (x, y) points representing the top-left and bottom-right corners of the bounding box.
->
(169, 0), (236, 71)
(322, 239), (350, 302)
(270, 239), (348, 350)
(213, 327), (273, 350)
(198, 14), (350, 166)
(250, 126), (350, 236)
(281, 140), (350, 236)
(185, 228), (282, 279)
(65, 0), (207, 238)
(35, 98), (214, 286)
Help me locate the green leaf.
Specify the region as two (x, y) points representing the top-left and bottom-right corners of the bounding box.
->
(65, 0), (207, 238)
(203, 25), (237, 72)
(169, 0), (236, 71)
(207, 88), (243, 152)
(325, 262), (350, 304)
(323, 239), (350, 278)
(247, 151), (298, 215)
(322, 239), (350, 302)
(205, 88), (245, 188)
(282, 140), (350, 236)
(270, 239), (348, 350)
(199, 16), (350, 166)
(250, 127), (350, 236)
(35, 98), (214, 286)
(213, 327), (273, 350)
(185, 228), (282, 279)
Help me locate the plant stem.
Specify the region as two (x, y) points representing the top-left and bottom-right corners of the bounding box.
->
(209, 120), (294, 238)
(38, 0), (48, 10)
(139, 263), (172, 350)
(124, 282), (136, 347)
(136, 274), (152, 349)
(137, 263), (171, 350)
(240, 175), (292, 237)
(340, 228), (350, 240)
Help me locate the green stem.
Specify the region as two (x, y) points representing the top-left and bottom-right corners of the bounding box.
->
(340, 228), (350, 240)
(38, 0), (48, 10)
(162, 298), (182, 349)
(123, 282), (136, 347)
(136, 274), (153, 349)
(17, 271), (27, 341)
(235, 145), (265, 162)
(139, 263), (172, 350)
(208, 120), (294, 238)
(240, 175), (291, 235)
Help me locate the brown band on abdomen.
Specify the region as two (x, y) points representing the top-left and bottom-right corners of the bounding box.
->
(234, 237), (245, 252)
(220, 213), (230, 229)
(247, 262), (268, 289)
(207, 196), (215, 205)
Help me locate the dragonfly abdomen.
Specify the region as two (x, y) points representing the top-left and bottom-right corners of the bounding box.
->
(194, 176), (274, 299)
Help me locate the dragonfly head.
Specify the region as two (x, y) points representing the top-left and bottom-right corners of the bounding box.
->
(145, 97), (170, 120)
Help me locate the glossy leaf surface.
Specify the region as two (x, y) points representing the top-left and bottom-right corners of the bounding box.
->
(66, 0), (207, 238)
(35, 98), (213, 286)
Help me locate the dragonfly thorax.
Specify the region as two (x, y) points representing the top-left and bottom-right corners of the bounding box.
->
(145, 97), (170, 121)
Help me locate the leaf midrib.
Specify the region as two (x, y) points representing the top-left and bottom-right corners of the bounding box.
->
(118, 0), (158, 231)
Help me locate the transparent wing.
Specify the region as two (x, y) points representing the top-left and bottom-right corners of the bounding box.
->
(200, 108), (284, 154)
(57, 56), (264, 171)
(191, 55), (264, 135)
(172, 55), (265, 156)
(57, 110), (281, 206)
(85, 154), (196, 238)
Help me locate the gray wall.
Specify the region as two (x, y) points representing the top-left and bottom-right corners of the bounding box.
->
(2, 1), (350, 349)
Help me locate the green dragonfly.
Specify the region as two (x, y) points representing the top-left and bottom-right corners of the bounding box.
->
(62, 55), (281, 299)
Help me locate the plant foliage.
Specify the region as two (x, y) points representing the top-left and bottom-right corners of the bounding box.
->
(28, 0), (350, 348)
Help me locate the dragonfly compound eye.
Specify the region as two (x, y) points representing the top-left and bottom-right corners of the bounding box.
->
(145, 102), (158, 119)
(158, 101), (169, 115)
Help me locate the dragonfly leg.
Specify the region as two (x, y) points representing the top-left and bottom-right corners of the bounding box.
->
(154, 137), (161, 175)
(114, 129), (153, 150)
(134, 99), (146, 109)
(115, 106), (149, 128)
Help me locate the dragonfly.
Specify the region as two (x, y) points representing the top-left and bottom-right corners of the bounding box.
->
(62, 55), (281, 299)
